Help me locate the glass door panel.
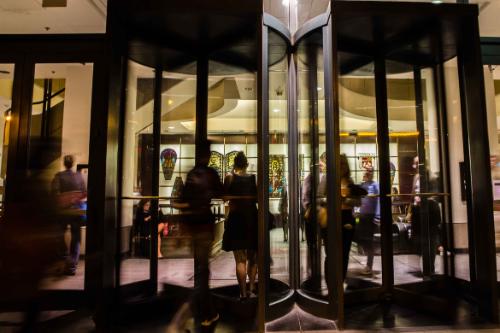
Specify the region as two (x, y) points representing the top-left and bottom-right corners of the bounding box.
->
(484, 64), (500, 282)
(120, 60), (154, 286)
(386, 62), (447, 285)
(337, 56), (383, 291)
(269, 33), (290, 291)
(0, 63), (14, 211)
(442, 58), (471, 281)
(206, 59), (258, 296)
(29, 63), (93, 290)
(158, 66), (197, 289)
(297, 31), (328, 298)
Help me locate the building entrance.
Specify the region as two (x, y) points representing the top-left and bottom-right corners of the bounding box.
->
(109, 0), (498, 331)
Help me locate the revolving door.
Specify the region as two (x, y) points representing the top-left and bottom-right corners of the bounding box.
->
(114, 2), (296, 331)
(109, 0), (498, 331)
(291, 1), (498, 329)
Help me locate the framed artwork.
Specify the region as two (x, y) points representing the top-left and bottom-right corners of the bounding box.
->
(208, 151), (224, 180)
(224, 151), (239, 175)
(358, 153), (375, 170)
(269, 154), (285, 198)
(160, 148), (177, 180)
(171, 176), (184, 198)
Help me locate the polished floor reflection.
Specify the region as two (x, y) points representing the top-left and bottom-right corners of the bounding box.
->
(43, 228), (490, 290)
(43, 228), (482, 292)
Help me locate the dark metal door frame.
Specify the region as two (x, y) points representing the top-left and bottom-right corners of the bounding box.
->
(0, 35), (111, 311)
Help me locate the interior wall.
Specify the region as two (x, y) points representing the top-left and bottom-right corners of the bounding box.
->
(60, 64), (93, 167)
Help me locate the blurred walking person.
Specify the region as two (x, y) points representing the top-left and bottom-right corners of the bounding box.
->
(51, 155), (86, 275)
(174, 140), (223, 333)
(0, 138), (64, 332)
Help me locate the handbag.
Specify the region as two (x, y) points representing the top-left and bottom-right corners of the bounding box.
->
(318, 206), (328, 229)
(56, 191), (85, 209)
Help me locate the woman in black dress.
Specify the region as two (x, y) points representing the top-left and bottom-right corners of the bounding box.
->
(135, 199), (165, 258)
(222, 151), (258, 300)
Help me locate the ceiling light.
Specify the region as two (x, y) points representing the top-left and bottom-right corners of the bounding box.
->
(317, 87), (322, 91)
(168, 126), (175, 130)
(5, 111), (12, 122)
(167, 99), (174, 105)
(431, 0), (443, 3)
(273, 109), (280, 113)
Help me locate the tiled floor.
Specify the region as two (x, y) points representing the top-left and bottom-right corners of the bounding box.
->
(43, 228), (477, 291)
(31, 229), (500, 332)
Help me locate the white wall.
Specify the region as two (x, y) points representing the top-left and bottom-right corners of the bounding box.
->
(60, 64), (93, 166)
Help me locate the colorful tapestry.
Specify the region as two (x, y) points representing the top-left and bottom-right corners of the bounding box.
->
(208, 151), (224, 180)
(390, 161), (396, 185)
(269, 155), (285, 198)
(358, 153), (375, 170)
(160, 148), (177, 180)
(171, 176), (184, 198)
(224, 151), (239, 175)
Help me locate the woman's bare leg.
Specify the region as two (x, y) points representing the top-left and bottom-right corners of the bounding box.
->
(247, 250), (257, 295)
(233, 250), (248, 298)
(158, 223), (165, 258)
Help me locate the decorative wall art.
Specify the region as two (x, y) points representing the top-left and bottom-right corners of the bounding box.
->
(358, 153), (375, 170)
(224, 151), (239, 175)
(269, 154), (285, 197)
(160, 148), (177, 180)
(171, 176), (184, 198)
(208, 151), (224, 180)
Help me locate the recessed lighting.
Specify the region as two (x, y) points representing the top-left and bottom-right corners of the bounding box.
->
(168, 126), (175, 130)
(431, 0), (442, 3)
(317, 87), (322, 91)
(273, 109), (280, 113)
(167, 99), (174, 105)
